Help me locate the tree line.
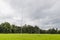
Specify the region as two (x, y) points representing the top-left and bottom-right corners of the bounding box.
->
(0, 22), (60, 34)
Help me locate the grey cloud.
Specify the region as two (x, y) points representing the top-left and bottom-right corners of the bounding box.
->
(0, 0), (60, 29)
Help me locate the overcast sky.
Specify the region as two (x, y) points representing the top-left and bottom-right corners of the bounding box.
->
(0, 0), (60, 29)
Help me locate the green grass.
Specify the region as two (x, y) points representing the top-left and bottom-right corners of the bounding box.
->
(0, 34), (60, 40)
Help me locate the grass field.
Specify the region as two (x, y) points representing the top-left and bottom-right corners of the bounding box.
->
(0, 34), (60, 40)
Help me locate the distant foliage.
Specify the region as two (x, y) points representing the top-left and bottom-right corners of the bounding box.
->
(0, 22), (59, 34)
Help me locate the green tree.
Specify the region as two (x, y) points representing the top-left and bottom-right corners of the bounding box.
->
(0, 22), (11, 33)
(34, 26), (40, 33)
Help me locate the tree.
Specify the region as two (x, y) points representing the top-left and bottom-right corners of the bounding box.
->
(0, 22), (11, 33)
(26, 25), (34, 33)
(47, 28), (57, 34)
(34, 26), (40, 33)
(0, 22), (59, 34)
(22, 24), (27, 33)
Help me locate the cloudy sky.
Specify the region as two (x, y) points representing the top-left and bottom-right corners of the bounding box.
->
(0, 0), (60, 29)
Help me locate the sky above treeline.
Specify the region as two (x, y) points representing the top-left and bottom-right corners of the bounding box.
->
(0, 0), (60, 29)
